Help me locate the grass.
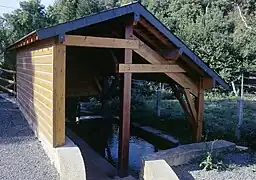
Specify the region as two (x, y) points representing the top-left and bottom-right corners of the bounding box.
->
(84, 92), (256, 147)
(137, 95), (256, 146)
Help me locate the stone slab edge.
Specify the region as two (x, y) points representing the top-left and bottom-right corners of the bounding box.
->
(143, 140), (236, 167)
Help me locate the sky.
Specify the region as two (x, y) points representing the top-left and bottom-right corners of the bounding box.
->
(0, 0), (54, 15)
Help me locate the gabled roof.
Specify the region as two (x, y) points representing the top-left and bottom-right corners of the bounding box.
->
(10, 2), (229, 89)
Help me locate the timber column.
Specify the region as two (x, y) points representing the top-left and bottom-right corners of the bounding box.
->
(195, 78), (204, 141)
(118, 25), (133, 177)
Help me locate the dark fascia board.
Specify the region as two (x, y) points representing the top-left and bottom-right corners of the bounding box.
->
(36, 3), (138, 40)
(12, 2), (229, 89)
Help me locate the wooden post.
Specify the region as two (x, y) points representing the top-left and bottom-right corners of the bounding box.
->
(118, 25), (133, 177)
(53, 42), (66, 147)
(101, 76), (109, 117)
(236, 71), (244, 140)
(195, 78), (204, 141)
(156, 83), (161, 117)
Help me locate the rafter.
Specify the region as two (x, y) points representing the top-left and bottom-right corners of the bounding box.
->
(132, 35), (198, 96)
(161, 48), (183, 60)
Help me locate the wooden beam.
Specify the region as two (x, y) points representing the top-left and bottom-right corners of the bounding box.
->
(0, 84), (16, 95)
(202, 77), (215, 89)
(132, 35), (198, 96)
(195, 78), (204, 142)
(184, 89), (197, 121)
(139, 18), (173, 48)
(161, 49), (183, 60)
(133, 27), (160, 51)
(0, 67), (16, 74)
(118, 64), (185, 73)
(0, 76), (15, 84)
(52, 42), (66, 147)
(64, 35), (139, 49)
(93, 76), (102, 93)
(118, 25), (133, 178)
(171, 84), (196, 128)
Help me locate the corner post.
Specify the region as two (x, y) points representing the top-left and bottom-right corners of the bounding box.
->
(118, 25), (133, 177)
(53, 36), (66, 147)
(195, 78), (204, 141)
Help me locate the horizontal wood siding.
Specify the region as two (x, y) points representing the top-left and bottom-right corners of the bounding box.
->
(16, 39), (55, 145)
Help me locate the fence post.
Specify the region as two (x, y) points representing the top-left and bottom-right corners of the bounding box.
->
(13, 73), (16, 97)
(156, 83), (161, 118)
(236, 71), (244, 140)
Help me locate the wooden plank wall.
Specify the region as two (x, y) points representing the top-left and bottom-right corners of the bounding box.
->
(16, 39), (55, 146)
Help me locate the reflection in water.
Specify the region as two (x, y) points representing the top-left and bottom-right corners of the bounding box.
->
(67, 118), (174, 177)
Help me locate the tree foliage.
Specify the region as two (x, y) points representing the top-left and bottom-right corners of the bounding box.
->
(0, 0), (256, 82)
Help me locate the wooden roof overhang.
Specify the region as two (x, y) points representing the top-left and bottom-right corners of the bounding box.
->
(9, 2), (228, 91)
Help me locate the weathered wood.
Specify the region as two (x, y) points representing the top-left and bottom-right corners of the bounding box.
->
(132, 35), (198, 96)
(133, 27), (160, 51)
(139, 18), (173, 48)
(0, 84), (16, 94)
(17, 72), (53, 90)
(17, 87), (53, 120)
(17, 47), (54, 58)
(0, 76), (15, 84)
(16, 78), (53, 104)
(202, 77), (215, 89)
(17, 63), (53, 73)
(118, 25), (132, 178)
(171, 84), (196, 128)
(195, 78), (204, 141)
(53, 43), (66, 147)
(236, 72), (244, 140)
(184, 89), (197, 121)
(17, 91), (53, 129)
(17, 67), (53, 82)
(0, 67), (16, 74)
(64, 35), (139, 49)
(156, 83), (161, 117)
(17, 55), (53, 65)
(16, 38), (56, 147)
(161, 49), (183, 60)
(94, 76), (102, 93)
(118, 64), (186, 73)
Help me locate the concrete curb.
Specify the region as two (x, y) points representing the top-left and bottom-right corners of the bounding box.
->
(15, 100), (86, 180)
(144, 140), (236, 167)
(140, 160), (179, 180)
(33, 130), (86, 180)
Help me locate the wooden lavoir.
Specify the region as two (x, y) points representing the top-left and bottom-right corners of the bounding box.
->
(9, 2), (228, 177)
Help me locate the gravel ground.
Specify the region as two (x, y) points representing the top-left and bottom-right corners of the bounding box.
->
(0, 96), (59, 180)
(172, 151), (256, 180)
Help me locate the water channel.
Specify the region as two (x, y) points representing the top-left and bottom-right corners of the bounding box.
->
(67, 117), (176, 177)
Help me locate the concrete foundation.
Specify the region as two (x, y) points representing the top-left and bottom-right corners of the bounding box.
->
(143, 140), (236, 167)
(31, 130), (86, 180)
(14, 96), (86, 180)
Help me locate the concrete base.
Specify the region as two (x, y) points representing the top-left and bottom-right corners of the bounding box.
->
(31, 130), (86, 180)
(143, 140), (236, 167)
(15, 99), (86, 180)
(140, 160), (179, 180)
